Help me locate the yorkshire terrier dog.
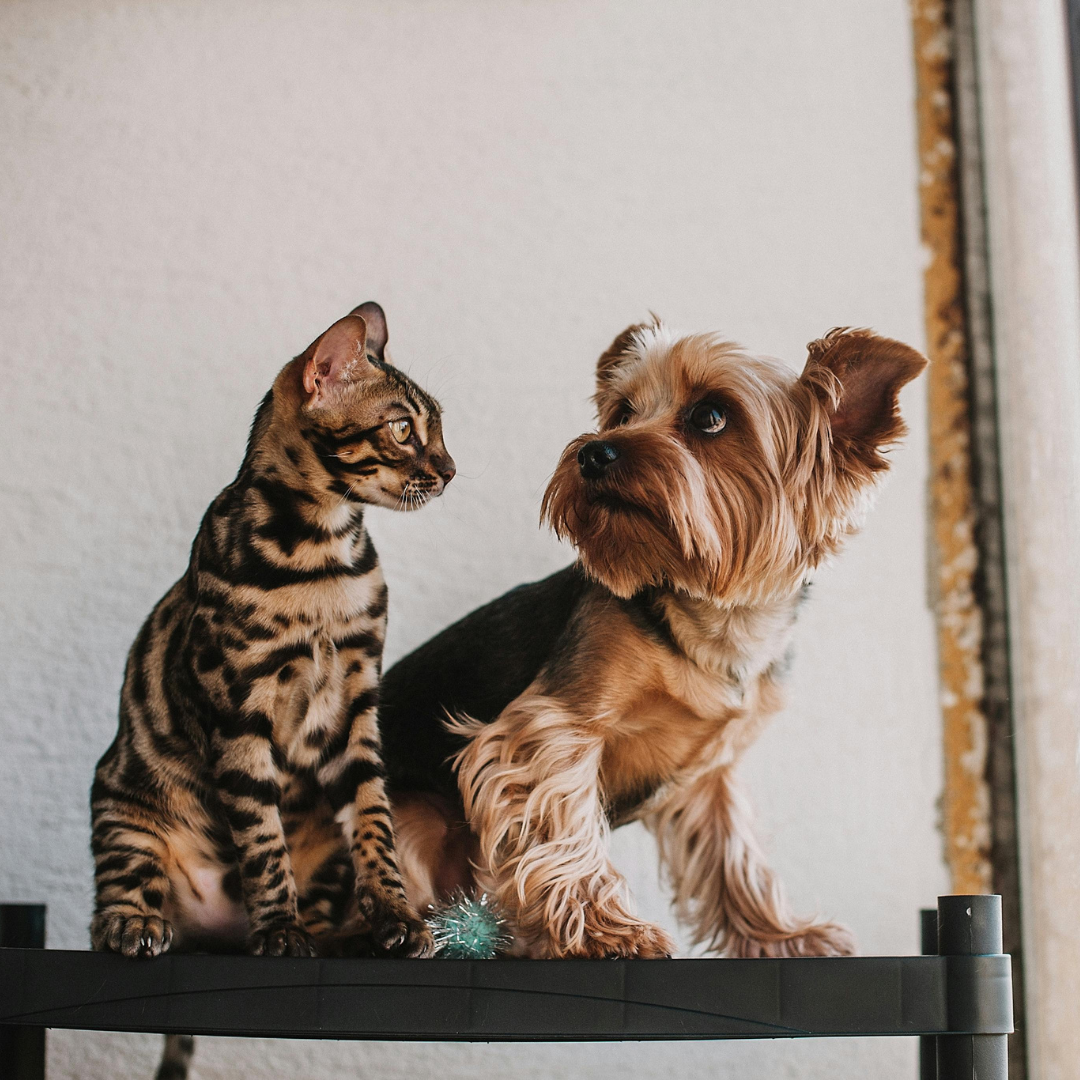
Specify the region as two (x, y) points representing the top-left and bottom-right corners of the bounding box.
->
(380, 320), (926, 959)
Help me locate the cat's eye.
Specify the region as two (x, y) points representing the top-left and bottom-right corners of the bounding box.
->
(389, 418), (412, 444)
(689, 402), (727, 434)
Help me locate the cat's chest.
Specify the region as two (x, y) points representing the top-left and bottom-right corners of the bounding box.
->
(265, 616), (385, 759)
(227, 558), (387, 754)
(291, 561), (386, 629)
(240, 539), (387, 630)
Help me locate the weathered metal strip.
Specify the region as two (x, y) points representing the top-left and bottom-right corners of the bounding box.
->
(911, 0), (992, 895)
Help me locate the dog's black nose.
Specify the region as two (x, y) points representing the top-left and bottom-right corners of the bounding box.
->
(578, 440), (620, 479)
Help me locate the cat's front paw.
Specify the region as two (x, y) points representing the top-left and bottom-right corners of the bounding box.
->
(369, 903), (434, 957)
(249, 922), (317, 958)
(91, 912), (174, 958)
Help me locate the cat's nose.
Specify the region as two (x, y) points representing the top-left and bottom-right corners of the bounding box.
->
(438, 458), (456, 485)
(578, 440), (619, 480)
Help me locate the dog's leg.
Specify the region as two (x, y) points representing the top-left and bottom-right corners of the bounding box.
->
(452, 697), (674, 959)
(650, 766), (855, 957)
(391, 792), (475, 913)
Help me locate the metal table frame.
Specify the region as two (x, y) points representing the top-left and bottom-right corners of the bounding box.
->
(0, 895), (1012, 1079)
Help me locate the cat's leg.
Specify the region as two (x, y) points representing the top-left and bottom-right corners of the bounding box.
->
(315, 663), (432, 956)
(90, 745), (176, 958)
(210, 719), (316, 957)
(282, 771), (358, 948)
(452, 696), (674, 958)
(296, 850), (355, 948)
(90, 813), (175, 957)
(649, 766), (854, 957)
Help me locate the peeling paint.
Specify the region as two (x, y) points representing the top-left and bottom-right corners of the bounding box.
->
(912, 0), (993, 894)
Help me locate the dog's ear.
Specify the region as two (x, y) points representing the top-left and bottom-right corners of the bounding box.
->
(596, 323), (648, 383)
(800, 328), (927, 470)
(594, 317), (661, 405)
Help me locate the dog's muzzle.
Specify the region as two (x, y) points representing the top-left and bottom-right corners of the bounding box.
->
(578, 440), (620, 480)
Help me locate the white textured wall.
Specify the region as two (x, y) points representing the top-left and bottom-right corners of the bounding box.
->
(0, 2), (947, 1077)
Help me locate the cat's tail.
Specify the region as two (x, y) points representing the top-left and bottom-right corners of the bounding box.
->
(154, 1034), (195, 1080)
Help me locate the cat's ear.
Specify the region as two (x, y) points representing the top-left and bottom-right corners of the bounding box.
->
(302, 315), (375, 403)
(348, 301), (388, 363)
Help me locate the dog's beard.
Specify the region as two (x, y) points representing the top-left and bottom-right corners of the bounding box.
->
(541, 431), (808, 604)
(542, 432), (725, 599)
(549, 490), (691, 598)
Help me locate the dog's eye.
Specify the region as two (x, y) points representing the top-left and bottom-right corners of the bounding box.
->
(389, 419), (412, 444)
(618, 412), (632, 426)
(689, 402), (727, 434)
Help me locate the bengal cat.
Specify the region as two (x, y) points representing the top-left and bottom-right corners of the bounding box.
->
(90, 302), (454, 962)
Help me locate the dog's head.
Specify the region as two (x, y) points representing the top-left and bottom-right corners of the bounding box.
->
(541, 320), (926, 602)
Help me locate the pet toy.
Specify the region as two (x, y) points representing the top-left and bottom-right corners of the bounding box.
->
(427, 892), (511, 959)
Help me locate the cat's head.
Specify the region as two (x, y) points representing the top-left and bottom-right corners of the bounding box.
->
(273, 302), (455, 511)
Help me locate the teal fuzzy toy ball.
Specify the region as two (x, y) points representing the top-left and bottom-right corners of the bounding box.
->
(427, 892), (512, 959)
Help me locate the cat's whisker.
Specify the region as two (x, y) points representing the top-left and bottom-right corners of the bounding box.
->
(331, 481), (356, 515)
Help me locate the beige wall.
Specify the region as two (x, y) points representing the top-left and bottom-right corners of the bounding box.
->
(0, 2), (947, 1077)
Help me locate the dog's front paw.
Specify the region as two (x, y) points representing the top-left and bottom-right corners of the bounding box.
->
(249, 922), (317, 958)
(729, 921), (856, 958)
(561, 920), (675, 959)
(91, 912), (174, 958)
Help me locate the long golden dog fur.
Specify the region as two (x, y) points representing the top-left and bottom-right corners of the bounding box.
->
(390, 319), (926, 958)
